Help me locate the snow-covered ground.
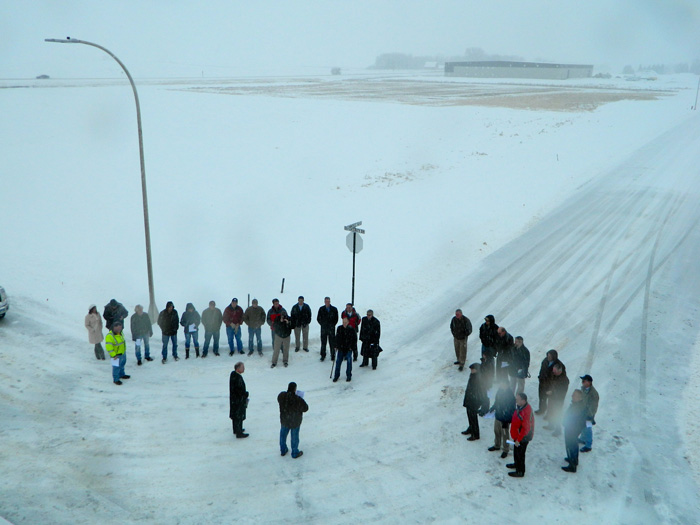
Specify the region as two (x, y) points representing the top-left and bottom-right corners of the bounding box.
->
(1, 73), (699, 524)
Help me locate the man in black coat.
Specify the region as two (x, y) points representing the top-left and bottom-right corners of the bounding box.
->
(562, 389), (587, 472)
(317, 297), (339, 362)
(104, 298), (128, 331)
(462, 363), (489, 441)
(479, 315), (499, 390)
(157, 301), (179, 364)
(229, 362), (249, 438)
(333, 317), (357, 382)
(450, 309), (472, 371)
(290, 296), (312, 353)
(509, 336), (530, 394)
(278, 382), (309, 458)
(359, 309), (381, 369)
(544, 363), (569, 435)
(494, 326), (514, 383)
(536, 349), (565, 415)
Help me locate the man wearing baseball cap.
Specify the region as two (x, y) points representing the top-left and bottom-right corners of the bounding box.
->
(578, 374), (599, 453)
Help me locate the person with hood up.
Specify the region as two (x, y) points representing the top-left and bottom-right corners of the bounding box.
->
(479, 315), (499, 390)
(130, 304), (154, 365)
(103, 298), (128, 331)
(180, 302), (201, 359)
(507, 393), (534, 478)
(105, 319), (130, 385)
(462, 363), (489, 441)
(278, 381), (309, 458)
(562, 389), (587, 473)
(85, 304), (106, 360)
(158, 301), (179, 364)
(487, 377), (516, 459)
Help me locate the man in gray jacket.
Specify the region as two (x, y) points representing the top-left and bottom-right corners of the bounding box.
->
(201, 301), (223, 357)
(578, 374), (600, 453)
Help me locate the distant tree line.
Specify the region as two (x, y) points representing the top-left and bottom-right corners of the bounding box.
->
(622, 60), (700, 75)
(370, 47), (523, 70)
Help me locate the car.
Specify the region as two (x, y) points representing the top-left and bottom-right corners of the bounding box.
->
(0, 286), (9, 318)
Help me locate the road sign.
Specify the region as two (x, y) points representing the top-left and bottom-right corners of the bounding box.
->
(346, 232), (363, 254)
(344, 221), (364, 233)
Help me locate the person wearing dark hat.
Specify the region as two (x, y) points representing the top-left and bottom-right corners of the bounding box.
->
(277, 382), (309, 458)
(105, 319), (130, 385)
(223, 298), (244, 355)
(507, 392), (534, 478)
(290, 296), (312, 353)
(578, 374), (599, 453)
(229, 362), (249, 438)
(85, 304), (106, 360)
(462, 363), (489, 440)
(103, 298), (128, 331)
(562, 389), (587, 473)
(158, 301), (180, 364)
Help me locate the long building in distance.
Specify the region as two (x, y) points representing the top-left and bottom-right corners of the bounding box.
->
(445, 61), (593, 80)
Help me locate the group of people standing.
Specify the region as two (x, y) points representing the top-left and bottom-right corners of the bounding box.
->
(452, 311), (601, 477)
(85, 297), (382, 385)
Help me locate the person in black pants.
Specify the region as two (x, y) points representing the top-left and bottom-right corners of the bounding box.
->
(317, 297), (338, 362)
(462, 363), (489, 441)
(507, 393), (534, 477)
(229, 362), (249, 438)
(359, 309), (381, 369)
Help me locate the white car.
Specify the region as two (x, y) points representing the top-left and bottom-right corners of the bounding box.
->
(0, 286), (8, 318)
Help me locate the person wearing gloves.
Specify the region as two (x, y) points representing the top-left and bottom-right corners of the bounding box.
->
(85, 304), (106, 360)
(105, 319), (130, 385)
(180, 302), (201, 359)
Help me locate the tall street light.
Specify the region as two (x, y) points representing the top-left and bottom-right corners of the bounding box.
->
(45, 37), (157, 322)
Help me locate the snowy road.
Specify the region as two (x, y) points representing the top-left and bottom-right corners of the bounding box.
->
(1, 89), (700, 524)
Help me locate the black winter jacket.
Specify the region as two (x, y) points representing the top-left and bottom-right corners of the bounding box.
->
(335, 325), (357, 353)
(359, 316), (381, 344)
(158, 303), (179, 336)
(450, 316), (472, 340)
(317, 305), (339, 328)
(277, 391), (309, 429)
(229, 371), (248, 420)
(490, 386), (516, 423)
(290, 303), (312, 328)
(104, 300), (128, 330)
(463, 371), (489, 412)
(130, 312), (153, 341)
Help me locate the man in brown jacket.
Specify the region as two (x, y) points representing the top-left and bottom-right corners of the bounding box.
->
(243, 298), (266, 356)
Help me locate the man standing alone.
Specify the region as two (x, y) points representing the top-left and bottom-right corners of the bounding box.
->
(277, 382), (309, 459)
(229, 362), (249, 439)
(450, 309), (472, 371)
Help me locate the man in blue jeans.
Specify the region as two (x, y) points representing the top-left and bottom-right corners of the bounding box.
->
(158, 301), (179, 364)
(278, 381), (309, 458)
(333, 317), (357, 383)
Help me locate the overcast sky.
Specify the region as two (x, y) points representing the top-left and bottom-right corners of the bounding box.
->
(2, 1), (699, 77)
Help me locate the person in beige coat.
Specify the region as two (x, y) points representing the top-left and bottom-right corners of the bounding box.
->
(85, 304), (106, 360)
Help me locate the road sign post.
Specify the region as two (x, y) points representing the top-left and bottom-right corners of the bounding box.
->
(344, 221), (365, 306)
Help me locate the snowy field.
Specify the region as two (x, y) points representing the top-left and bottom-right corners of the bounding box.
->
(1, 73), (700, 524)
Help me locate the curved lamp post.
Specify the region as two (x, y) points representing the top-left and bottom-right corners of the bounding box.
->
(45, 37), (157, 322)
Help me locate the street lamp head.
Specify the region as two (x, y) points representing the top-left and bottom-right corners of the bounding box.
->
(45, 37), (79, 44)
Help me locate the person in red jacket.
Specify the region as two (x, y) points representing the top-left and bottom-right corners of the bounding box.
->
(507, 392), (534, 478)
(223, 298), (244, 355)
(341, 303), (361, 361)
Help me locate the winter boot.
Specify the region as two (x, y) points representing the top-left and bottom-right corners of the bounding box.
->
(185, 349), (190, 359)
(195, 347), (200, 358)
